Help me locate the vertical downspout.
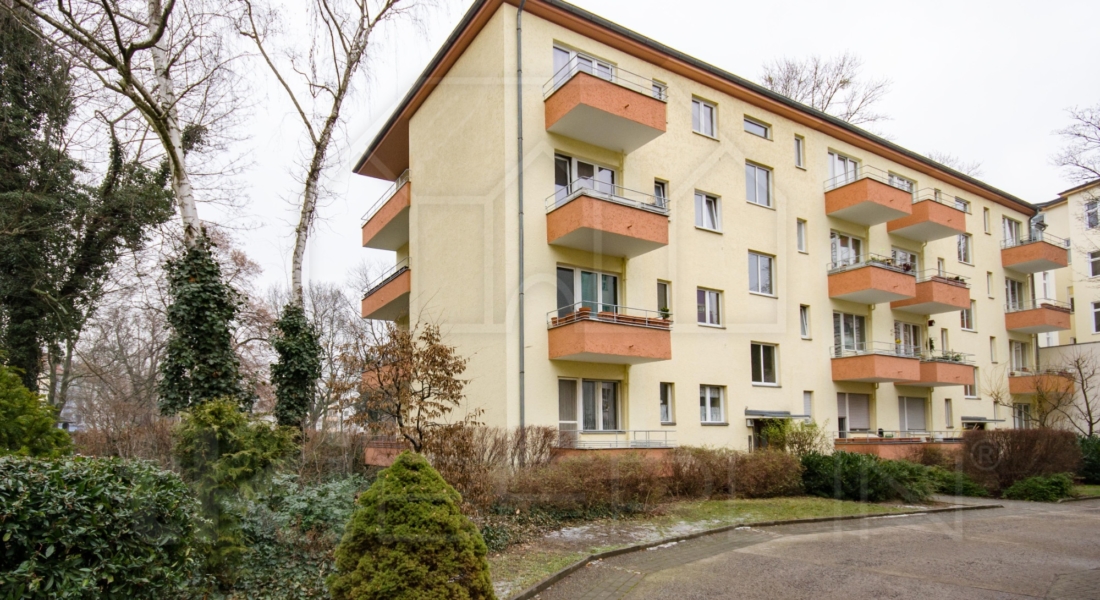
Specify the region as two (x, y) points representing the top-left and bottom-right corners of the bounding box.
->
(516, 0), (528, 458)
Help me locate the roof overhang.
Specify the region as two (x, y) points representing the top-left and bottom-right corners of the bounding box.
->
(1057, 178), (1100, 198)
(745, 409), (810, 420)
(354, 0), (1036, 215)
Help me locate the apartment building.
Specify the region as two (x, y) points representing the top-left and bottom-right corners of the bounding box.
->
(354, 0), (1064, 451)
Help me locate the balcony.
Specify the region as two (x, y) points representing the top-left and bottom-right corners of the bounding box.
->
(827, 254), (917, 304)
(1004, 298), (1072, 334)
(547, 303), (671, 364)
(891, 270), (970, 314)
(555, 429), (676, 450)
(1008, 370), (1075, 396)
(1001, 232), (1069, 274)
(824, 166), (913, 226)
(543, 58), (666, 153)
(831, 342), (921, 383)
(887, 189), (968, 242)
(833, 430), (963, 460)
(904, 352), (976, 388)
(361, 259), (410, 321)
(546, 180), (669, 258)
(361, 170), (410, 251)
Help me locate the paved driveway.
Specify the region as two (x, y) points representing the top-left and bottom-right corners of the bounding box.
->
(534, 498), (1100, 600)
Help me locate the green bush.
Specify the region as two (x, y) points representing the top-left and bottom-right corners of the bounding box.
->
(328, 451), (495, 600)
(1002, 473), (1074, 502)
(1079, 436), (1100, 485)
(801, 452), (933, 503)
(0, 363), (71, 458)
(0, 456), (198, 598)
(926, 466), (988, 497)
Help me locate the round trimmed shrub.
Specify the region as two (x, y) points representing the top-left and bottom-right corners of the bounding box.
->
(328, 451), (495, 600)
(0, 456), (198, 598)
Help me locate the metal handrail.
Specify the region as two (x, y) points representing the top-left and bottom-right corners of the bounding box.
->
(362, 258), (409, 299)
(1004, 297), (1072, 313)
(360, 170), (410, 225)
(543, 55), (667, 101)
(557, 429), (676, 449)
(823, 165), (912, 193)
(1009, 368), (1073, 378)
(546, 178), (670, 214)
(920, 351), (975, 365)
(827, 253), (917, 274)
(1000, 231), (1069, 250)
(831, 341), (921, 359)
(547, 302), (673, 330)
(915, 269), (970, 287)
(833, 430), (964, 441)
(913, 188), (971, 213)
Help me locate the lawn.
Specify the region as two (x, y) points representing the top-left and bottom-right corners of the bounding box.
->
(489, 496), (918, 598)
(1073, 484), (1100, 497)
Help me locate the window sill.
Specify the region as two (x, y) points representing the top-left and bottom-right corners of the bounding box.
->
(693, 130), (719, 142)
(660, 421), (676, 426)
(958, 261), (974, 266)
(752, 383), (780, 388)
(695, 225), (723, 234)
(749, 291), (777, 299)
(579, 430), (626, 435)
(795, 165), (807, 171)
(701, 422), (729, 426)
(962, 328), (977, 333)
(798, 250), (809, 255)
(964, 396), (980, 400)
(747, 200), (775, 211)
(697, 323), (725, 329)
(801, 336), (812, 341)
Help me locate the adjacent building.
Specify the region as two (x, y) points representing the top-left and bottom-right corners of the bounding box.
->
(354, 0), (1063, 451)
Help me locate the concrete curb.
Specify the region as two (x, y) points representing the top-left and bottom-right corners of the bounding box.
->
(1058, 495), (1100, 503)
(507, 503), (1003, 600)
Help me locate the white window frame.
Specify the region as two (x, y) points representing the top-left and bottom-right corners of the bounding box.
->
(954, 197), (971, 214)
(654, 179), (669, 208)
(695, 191), (721, 231)
(796, 219), (807, 253)
(553, 46), (614, 86)
(697, 288), (721, 326)
(964, 368), (978, 398)
(1088, 201), (1100, 229)
(891, 247), (920, 271)
(830, 231), (864, 268)
(983, 207), (991, 233)
(1003, 217), (1022, 245)
(556, 266), (619, 315)
(986, 272), (994, 297)
(961, 301), (975, 331)
(1090, 252), (1100, 278)
(1006, 278), (1026, 311)
(1093, 302), (1100, 334)
(990, 336), (997, 363)
(945, 398), (954, 429)
(751, 343), (779, 386)
(802, 391), (813, 422)
(799, 305), (811, 339)
(1013, 403), (1032, 429)
(651, 80), (667, 101)
(699, 385), (725, 423)
(659, 382), (674, 424)
(748, 251), (775, 296)
(692, 98), (717, 138)
(957, 233), (973, 264)
(833, 312), (867, 355)
(554, 153), (616, 202)
(745, 162), (773, 208)
(828, 151), (860, 187)
(899, 396), (928, 433)
(657, 280), (671, 316)
(894, 321), (922, 357)
(743, 116), (770, 139)
(1010, 340), (1028, 372)
(794, 135), (805, 168)
(888, 172), (916, 195)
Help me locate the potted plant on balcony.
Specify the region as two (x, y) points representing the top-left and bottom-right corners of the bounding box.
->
(658, 306), (671, 320)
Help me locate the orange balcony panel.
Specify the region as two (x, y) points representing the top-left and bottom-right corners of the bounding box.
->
(547, 194), (668, 257)
(548, 319), (670, 365)
(902, 361), (976, 388)
(891, 277), (970, 314)
(361, 269), (410, 321)
(545, 72), (666, 153)
(1001, 241), (1068, 274)
(887, 200), (967, 242)
(1009, 373), (1074, 396)
(362, 180), (410, 251)
(832, 354), (920, 383)
(1005, 305), (1071, 334)
(828, 266), (916, 304)
(825, 178), (912, 226)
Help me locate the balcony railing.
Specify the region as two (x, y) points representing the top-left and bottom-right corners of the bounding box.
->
(827, 253), (917, 274)
(1009, 368), (1072, 378)
(363, 258), (409, 298)
(833, 430), (964, 442)
(914, 269), (970, 287)
(557, 429), (676, 449)
(360, 169), (409, 225)
(548, 302), (672, 330)
(831, 341), (921, 359)
(824, 165), (913, 193)
(1000, 231), (1069, 250)
(913, 188), (970, 213)
(1004, 298), (1072, 314)
(921, 350), (975, 365)
(546, 178), (669, 214)
(543, 56), (667, 101)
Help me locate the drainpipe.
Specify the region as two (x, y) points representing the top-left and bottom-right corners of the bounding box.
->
(516, 0), (527, 462)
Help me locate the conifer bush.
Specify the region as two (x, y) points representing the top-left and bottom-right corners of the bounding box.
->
(0, 364), (71, 458)
(328, 451), (495, 600)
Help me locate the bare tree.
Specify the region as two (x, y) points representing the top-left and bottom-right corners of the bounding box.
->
(926, 151), (984, 178)
(236, 0), (417, 306)
(759, 52), (891, 127)
(984, 365), (1075, 430)
(1054, 103), (1100, 184)
(1042, 347), (1100, 436)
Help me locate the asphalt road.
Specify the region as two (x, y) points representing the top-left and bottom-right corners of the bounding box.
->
(534, 497), (1100, 600)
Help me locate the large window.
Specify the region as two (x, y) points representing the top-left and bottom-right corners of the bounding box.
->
(888, 173), (915, 195)
(957, 234), (972, 264)
(830, 231), (863, 267)
(748, 252), (775, 295)
(697, 288), (721, 326)
(660, 383), (674, 424)
(695, 192), (720, 231)
(833, 312), (866, 355)
(899, 396), (928, 432)
(828, 151), (858, 186)
(692, 98), (716, 137)
(1005, 278), (1026, 311)
(1013, 403), (1032, 429)
(558, 379), (620, 433)
(891, 247), (919, 271)
(837, 393), (870, 433)
(699, 385), (724, 423)
(556, 266), (618, 316)
(894, 321), (921, 356)
(552, 46), (612, 88)
(1003, 217), (1022, 245)
(794, 135), (805, 168)
(744, 117), (769, 138)
(799, 305), (811, 339)
(1010, 340), (1028, 372)
(961, 301), (975, 331)
(751, 343), (778, 385)
(954, 197), (971, 213)
(1088, 201), (1099, 229)
(554, 153), (615, 202)
(796, 219), (807, 252)
(745, 162), (772, 207)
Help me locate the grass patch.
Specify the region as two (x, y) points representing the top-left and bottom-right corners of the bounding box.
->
(1073, 484), (1100, 497)
(653, 496), (914, 527)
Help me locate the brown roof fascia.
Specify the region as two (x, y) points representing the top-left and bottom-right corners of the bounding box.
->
(1057, 178), (1100, 198)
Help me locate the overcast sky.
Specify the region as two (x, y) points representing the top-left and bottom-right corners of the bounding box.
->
(211, 0), (1100, 294)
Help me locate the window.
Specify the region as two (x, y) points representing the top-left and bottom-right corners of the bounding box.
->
(657, 281), (671, 316)
(554, 153), (615, 203)
(699, 385), (724, 423)
(803, 391), (813, 421)
(1005, 278), (1025, 311)
(1087, 201), (1099, 229)
(1003, 217), (1022, 245)
(957, 234), (972, 264)
(945, 398), (954, 428)
(990, 337), (997, 363)
(833, 312), (866, 355)
(1090, 252), (1100, 278)
(828, 152), (859, 187)
(1010, 340), (1028, 372)
(937, 258), (946, 276)
(961, 301), (975, 331)
(986, 272), (994, 297)
(743, 117), (770, 138)
(891, 247), (919, 271)
(654, 180), (668, 208)
(1093, 302), (1100, 334)
(695, 192), (720, 230)
(556, 266), (618, 316)
(659, 383), (674, 423)
(1013, 403), (1032, 429)
(799, 305), (811, 339)
(697, 288), (721, 326)
(894, 321), (921, 356)
(837, 393), (871, 432)
(899, 397), (928, 432)
(558, 379), (579, 445)
(745, 162), (772, 207)
(552, 46), (613, 88)
(558, 379), (620, 433)
(692, 98), (716, 137)
(651, 80), (667, 101)
(983, 207), (991, 233)
(796, 219), (807, 252)
(830, 231), (863, 268)
(794, 135), (805, 168)
(965, 369), (978, 398)
(888, 173), (915, 195)
(954, 197), (971, 213)
(748, 252), (775, 295)
(751, 343), (778, 385)
(940, 329), (949, 353)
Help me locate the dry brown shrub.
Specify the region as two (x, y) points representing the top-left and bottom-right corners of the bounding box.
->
(296, 429), (374, 483)
(731, 451), (803, 498)
(962, 429), (1082, 493)
(71, 415), (177, 469)
(904, 444), (960, 470)
(666, 446), (736, 497)
(509, 452), (666, 512)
